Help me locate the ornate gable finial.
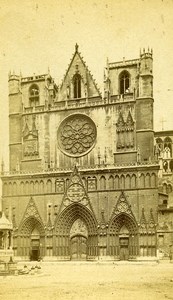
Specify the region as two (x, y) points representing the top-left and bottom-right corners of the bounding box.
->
(116, 111), (125, 128)
(75, 43), (79, 52)
(148, 208), (156, 231)
(126, 111), (134, 126)
(111, 191), (135, 219)
(139, 208), (147, 232)
(19, 197), (44, 230)
(59, 165), (95, 214)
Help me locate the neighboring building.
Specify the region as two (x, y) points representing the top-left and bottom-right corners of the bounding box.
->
(1, 45), (161, 261)
(155, 131), (173, 258)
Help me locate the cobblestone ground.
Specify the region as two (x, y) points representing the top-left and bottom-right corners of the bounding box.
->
(0, 261), (173, 300)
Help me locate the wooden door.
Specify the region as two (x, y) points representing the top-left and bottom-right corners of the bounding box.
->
(119, 237), (129, 260)
(71, 235), (87, 260)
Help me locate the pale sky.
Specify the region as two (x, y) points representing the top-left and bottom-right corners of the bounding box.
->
(0, 0), (173, 170)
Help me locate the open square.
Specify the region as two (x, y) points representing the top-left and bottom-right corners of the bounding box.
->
(0, 262), (173, 300)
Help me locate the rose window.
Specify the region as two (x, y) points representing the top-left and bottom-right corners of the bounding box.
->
(57, 114), (97, 157)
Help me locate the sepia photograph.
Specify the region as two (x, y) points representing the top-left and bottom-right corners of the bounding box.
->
(0, 0), (173, 299)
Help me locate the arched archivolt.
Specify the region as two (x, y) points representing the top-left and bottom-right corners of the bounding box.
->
(18, 216), (45, 259)
(19, 216), (45, 235)
(109, 213), (138, 235)
(54, 203), (98, 259)
(55, 203), (97, 235)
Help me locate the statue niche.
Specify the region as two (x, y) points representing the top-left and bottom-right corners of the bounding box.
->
(22, 116), (39, 158)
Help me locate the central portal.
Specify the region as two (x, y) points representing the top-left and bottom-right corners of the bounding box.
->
(70, 218), (88, 261)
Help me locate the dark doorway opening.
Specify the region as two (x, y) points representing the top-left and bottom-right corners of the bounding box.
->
(30, 248), (39, 261)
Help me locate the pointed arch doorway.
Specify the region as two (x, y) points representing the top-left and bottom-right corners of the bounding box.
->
(70, 218), (88, 260)
(18, 216), (45, 260)
(109, 213), (138, 260)
(55, 203), (98, 261)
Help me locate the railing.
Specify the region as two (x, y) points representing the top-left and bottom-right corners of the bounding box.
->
(21, 74), (47, 82)
(22, 93), (135, 115)
(109, 59), (139, 69)
(1, 161), (159, 177)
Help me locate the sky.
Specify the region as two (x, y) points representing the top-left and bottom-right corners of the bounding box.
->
(0, 0), (173, 170)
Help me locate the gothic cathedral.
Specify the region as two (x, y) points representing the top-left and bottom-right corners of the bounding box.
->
(1, 45), (161, 261)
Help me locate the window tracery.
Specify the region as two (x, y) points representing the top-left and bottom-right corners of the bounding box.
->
(119, 71), (130, 94)
(73, 74), (81, 98)
(116, 111), (134, 151)
(57, 114), (97, 157)
(29, 84), (39, 106)
(164, 137), (172, 156)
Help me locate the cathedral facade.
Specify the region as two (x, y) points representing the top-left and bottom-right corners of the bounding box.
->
(1, 45), (160, 261)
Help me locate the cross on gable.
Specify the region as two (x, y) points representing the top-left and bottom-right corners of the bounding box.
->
(160, 118), (166, 131)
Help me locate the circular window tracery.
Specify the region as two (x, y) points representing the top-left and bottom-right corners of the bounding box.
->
(57, 114), (97, 157)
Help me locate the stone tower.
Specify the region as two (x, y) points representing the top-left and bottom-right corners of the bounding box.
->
(8, 73), (22, 171)
(137, 48), (154, 162)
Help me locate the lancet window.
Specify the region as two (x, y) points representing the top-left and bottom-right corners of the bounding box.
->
(119, 71), (130, 94)
(29, 84), (40, 106)
(73, 74), (81, 98)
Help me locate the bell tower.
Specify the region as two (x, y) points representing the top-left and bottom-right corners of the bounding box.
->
(136, 48), (154, 161)
(8, 72), (22, 171)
